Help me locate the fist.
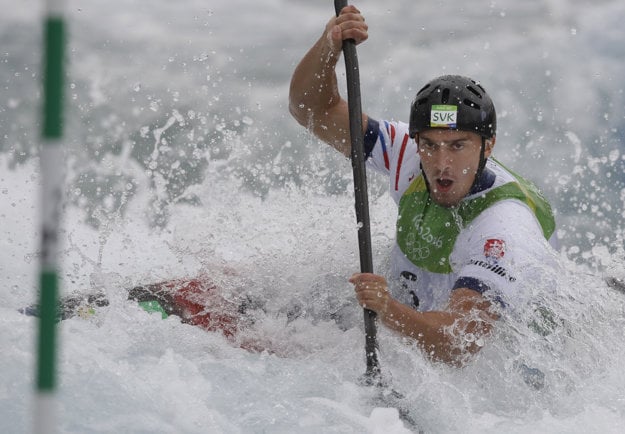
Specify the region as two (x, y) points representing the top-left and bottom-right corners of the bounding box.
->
(349, 272), (390, 316)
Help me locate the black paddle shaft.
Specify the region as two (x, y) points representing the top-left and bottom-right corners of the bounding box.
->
(333, 0), (380, 380)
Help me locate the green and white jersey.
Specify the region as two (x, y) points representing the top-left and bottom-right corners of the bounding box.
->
(364, 119), (558, 311)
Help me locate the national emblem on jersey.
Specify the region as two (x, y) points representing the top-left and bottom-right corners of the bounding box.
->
(484, 239), (506, 262)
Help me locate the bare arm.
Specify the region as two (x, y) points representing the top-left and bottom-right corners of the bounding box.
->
(349, 273), (498, 366)
(288, 5), (369, 157)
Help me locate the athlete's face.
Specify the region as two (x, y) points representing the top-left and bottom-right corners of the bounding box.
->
(417, 129), (494, 207)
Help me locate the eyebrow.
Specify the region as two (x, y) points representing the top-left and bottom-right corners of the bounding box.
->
(419, 137), (471, 145)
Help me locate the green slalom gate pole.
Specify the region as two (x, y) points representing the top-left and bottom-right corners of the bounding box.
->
(35, 1), (66, 433)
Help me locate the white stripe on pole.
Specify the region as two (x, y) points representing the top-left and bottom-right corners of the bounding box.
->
(39, 141), (64, 268)
(34, 393), (57, 434)
(45, 0), (66, 16)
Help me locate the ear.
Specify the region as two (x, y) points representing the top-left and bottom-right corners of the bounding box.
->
(484, 136), (496, 158)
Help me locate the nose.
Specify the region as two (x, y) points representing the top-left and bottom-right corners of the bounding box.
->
(431, 146), (453, 172)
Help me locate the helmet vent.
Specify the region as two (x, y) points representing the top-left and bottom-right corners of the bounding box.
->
(463, 98), (480, 110)
(466, 85), (483, 99)
(441, 88), (450, 104)
(417, 83), (431, 96)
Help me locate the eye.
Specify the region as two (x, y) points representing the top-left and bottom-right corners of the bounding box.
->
(451, 141), (466, 151)
(419, 141), (436, 151)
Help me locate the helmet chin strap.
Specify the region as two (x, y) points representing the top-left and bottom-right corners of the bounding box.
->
(470, 137), (488, 192)
(420, 161), (431, 193)
(415, 133), (433, 193)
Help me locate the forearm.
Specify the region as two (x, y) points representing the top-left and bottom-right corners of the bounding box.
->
(381, 298), (491, 365)
(288, 29), (352, 155)
(289, 29), (341, 121)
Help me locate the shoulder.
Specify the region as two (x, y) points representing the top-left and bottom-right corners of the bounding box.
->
(471, 159), (556, 242)
(451, 200), (558, 303)
(365, 119), (410, 150)
(366, 119), (420, 199)
(454, 197), (552, 269)
(454, 200), (555, 277)
(464, 160), (545, 240)
(481, 159), (516, 189)
(470, 200), (545, 241)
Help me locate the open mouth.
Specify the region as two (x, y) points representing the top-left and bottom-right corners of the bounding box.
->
(436, 178), (453, 191)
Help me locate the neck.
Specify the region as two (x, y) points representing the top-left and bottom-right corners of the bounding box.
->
(468, 163), (495, 195)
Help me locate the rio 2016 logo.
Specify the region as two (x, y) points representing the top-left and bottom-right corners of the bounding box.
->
(410, 214), (443, 250)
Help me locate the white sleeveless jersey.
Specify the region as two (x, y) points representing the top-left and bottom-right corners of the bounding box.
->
(365, 119), (558, 311)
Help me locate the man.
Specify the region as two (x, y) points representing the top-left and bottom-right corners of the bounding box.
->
(289, 5), (557, 365)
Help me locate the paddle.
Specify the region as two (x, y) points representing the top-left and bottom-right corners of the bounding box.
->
(333, 0), (380, 383)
